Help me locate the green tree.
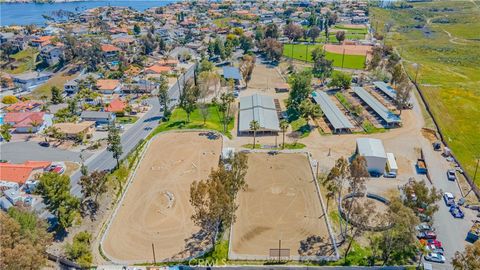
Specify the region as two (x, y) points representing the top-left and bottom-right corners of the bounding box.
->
(79, 170), (108, 218)
(328, 71), (351, 90)
(107, 125), (123, 169)
(265, 23), (279, 39)
(262, 38), (283, 61)
(239, 35), (254, 52)
(249, 120), (260, 149)
(299, 99), (322, 123)
(65, 231), (92, 268)
(156, 75), (170, 118)
(287, 71), (313, 113)
(452, 241), (480, 270)
(403, 179), (441, 218)
(198, 59), (214, 73)
(133, 24), (141, 35)
(280, 120), (289, 149)
(335, 30), (346, 44)
(307, 26), (321, 43)
(395, 80), (412, 115)
(322, 157), (349, 234)
(0, 209), (52, 270)
(311, 48), (333, 81)
(50, 86), (63, 104)
(240, 54), (255, 88)
(1, 123), (12, 142)
(179, 79), (199, 122)
(218, 92), (235, 133)
(36, 172), (80, 231)
(283, 23), (304, 41)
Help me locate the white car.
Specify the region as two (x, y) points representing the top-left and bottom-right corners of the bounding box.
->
(425, 252), (445, 263)
(443, 192), (455, 206)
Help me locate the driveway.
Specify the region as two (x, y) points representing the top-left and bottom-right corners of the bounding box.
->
(0, 141), (91, 163)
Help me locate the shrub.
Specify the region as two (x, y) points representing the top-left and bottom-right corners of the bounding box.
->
(2, 95), (18, 104)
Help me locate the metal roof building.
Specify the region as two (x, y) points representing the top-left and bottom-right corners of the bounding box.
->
(373, 81), (397, 100)
(222, 66), (242, 81)
(353, 86), (401, 127)
(356, 138), (387, 174)
(239, 94), (280, 133)
(312, 91), (354, 132)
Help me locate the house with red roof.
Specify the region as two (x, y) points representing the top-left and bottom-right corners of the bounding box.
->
(96, 79), (122, 94)
(5, 100), (43, 112)
(30, 35), (55, 47)
(105, 98), (127, 114)
(3, 112), (51, 133)
(144, 64), (172, 75)
(101, 44), (121, 60)
(0, 161), (52, 187)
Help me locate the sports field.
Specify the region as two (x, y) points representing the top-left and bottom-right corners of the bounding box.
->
(230, 153), (335, 260)
(102, 132), (222, 263)
(371, 1), (480, 183)
(283, 44), (367, 69)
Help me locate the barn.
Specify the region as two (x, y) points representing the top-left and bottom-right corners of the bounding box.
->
(356, 138), (387, 175)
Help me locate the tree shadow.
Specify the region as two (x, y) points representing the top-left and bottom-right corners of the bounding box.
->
(298, 235), (335, 257)
(170, 228), (213, 260)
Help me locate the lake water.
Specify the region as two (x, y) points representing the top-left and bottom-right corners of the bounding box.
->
(0, 0), (175, 26)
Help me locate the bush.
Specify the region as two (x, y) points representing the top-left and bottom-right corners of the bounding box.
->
(66, 231), (92, 269)
(2, 95), (18, 104)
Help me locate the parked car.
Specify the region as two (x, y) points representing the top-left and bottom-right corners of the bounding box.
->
(443, 192), (455, 206)
(417, 231), (437, 240)
(38, 141), (50, 147)
(425, 252), (446, 263)
(426, 244), (444, 255)
(416, 223), (433, 232)
(96, 125), (108, 131)
(418, 213), (431, 223)
(449, 205), (465, 219)
(427, 239), (443, 248)
(447, 169), (457, 181)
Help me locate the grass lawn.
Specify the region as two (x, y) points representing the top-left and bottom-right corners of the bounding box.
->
(283, 43), (366, 69)
(8, 48), (38, 74)
(116, 116), (138, 124)
(151, 105), (234, 138)
(290, 117), (311, 138)
(27, 71), (79, 99)
(242, 143), (306, 150)
(371, 1), (480, 183)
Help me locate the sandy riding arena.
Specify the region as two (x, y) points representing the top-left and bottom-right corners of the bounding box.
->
(102, 132), (222, 263)
(324, 44), (373, 56)
(230, 153), (336, 261)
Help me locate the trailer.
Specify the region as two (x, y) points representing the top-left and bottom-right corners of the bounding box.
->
(416, 159), (428, 174)
(385, 152), (398, 178)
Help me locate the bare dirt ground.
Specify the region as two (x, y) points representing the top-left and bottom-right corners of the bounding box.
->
(324, 44), (373, 56)
(230, 153), (334, 260)
(102, 132), (222, 264)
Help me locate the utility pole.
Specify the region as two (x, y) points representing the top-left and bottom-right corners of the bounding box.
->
(278, 240), (282, 262)
(341, 48), (345, 68)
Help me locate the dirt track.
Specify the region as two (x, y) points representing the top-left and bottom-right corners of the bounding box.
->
(230, 153), (333, 259)
(324, 44), (373, 56)
(102, 132), (221, 263)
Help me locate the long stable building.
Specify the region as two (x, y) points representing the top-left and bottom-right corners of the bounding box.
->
(238, 94), (280, 134)
(373, 81), (397, 100)
(352, 86), (401, 127)
(312, 91), (354, 133)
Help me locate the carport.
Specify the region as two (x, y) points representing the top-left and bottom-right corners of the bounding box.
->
(312, 91), (354, 133)
(353, 86), (401, 127)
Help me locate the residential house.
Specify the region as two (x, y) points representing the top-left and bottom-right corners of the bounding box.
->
(0, 161), (52, 187)
(52, 121), (95, 140)
(30, 35), (55, 48)
(101, 44), (121, 61)
(96, 79), (122, 94)
(3, 112), (51, 133)
(122, 81), (157, 94)
(80, 111), (116, 125)
(144, 64), (172, 75)
(64, 73), (99, 95)
(105, 98), (127, 114)
(5, 100), (43, 112)
(13, 71), (53, 90)
(40, 44), (65, 66)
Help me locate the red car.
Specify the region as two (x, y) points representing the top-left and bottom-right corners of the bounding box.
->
(417, 231), (437, 240)
(52, 166), (65, 174)
(427, 239), (443, 248)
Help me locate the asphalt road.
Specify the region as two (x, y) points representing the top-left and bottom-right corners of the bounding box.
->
(0, 141), (91, 163)
(69, 64), (196, 196)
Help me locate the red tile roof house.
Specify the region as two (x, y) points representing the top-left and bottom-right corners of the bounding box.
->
(3, 112), (52, 133)
(0, 161), (52, 190)
(144, 64), (172, 75)
(5, 100), (43, 112)
(105, 98), (127, 114)
(101, 44), (121, 60)
(96, 79), (122, 94)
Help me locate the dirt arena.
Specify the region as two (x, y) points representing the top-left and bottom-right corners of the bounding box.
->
(324, 44), (373, 56)
(102, 132), (222, 263)
(230, 153), (334, 260)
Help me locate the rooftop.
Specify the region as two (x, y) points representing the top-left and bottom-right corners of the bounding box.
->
(312, 91), (354, 131)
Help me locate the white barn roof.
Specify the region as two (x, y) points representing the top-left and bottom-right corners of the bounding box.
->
(353, 86), (401, 125)
(239, 94), (280, 132)
(312, 91), (354, 131)
(356, 138), (386, 158)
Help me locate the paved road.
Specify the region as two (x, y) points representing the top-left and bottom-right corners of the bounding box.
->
(69, 64), (196, 196)
(0, 141), (91, 163)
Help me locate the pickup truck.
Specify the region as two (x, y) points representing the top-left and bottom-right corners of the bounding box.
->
(416, 159), (428, 174)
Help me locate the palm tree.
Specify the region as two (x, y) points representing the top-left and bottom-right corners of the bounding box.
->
(280, 120), (289, 149)
(249, 120), (260, 149)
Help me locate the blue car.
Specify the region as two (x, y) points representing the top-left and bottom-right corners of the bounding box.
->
(449, 205), (465, 218)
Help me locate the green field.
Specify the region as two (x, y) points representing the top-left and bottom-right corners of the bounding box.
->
(371, 1), (480, 183)
(283, 43), (366, 69)
(151, 104), (234, 138)
(8, 48), (38, 74)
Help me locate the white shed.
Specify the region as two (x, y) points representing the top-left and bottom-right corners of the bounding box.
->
(356, 138), (387, 174)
